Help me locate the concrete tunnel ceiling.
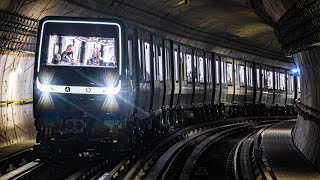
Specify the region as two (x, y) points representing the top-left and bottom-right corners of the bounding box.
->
(128, 0), (281, 52)
(0, 0), (297, 63)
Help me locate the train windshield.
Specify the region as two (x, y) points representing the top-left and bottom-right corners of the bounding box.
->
(46, 35), (117, 68)
(39, 20), (122, 70)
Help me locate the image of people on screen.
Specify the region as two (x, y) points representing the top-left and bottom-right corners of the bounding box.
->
(46, 35), (117, 68)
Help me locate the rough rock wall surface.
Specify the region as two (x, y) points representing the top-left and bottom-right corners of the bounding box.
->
(292, 48), (320, 171)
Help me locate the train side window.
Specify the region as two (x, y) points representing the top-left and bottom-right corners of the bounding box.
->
(234, 64), (238, 85)
(165, 47), (170, 80)
(186, 54), (192, 82)
(246, 66), (252, 87)
(206, 58), (212, 83)
(194, 55), (198, 82)
(153, 45), (158, 80)
(174, 50), (179, 82)
(128, 40), (133, 77)
(227, 62), (233, 85)
(180, 52), (185, 81)
(276, 72), (280, 90)
(297, 74), (300, 93)
(280, 73), (285, 90)
(287, 74), (291, 93)
(159, 46), (163, 81)
(138, 39), (142, 79)
(287, 74), (292, 92)
(250, 67), (253, 87)
(265, 70), (268, 88)
(221, 61), (225, 83)
(262, 70), (264, 88)
(267, 71), (273, 89)
(209, 59), (213, 83)
(257, 69), (260, 88)
(239, 65), (245, 86)
(199, 57), (204, 83)
(262, 69), (265, 88)
(145, 42), (151, 81)
(291, 75), (294, 92)
(216, 60), (219, 84)
(275, 72), (279, 90)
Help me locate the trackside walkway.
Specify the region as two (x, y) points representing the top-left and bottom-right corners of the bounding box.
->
(261, 121), (320, 180)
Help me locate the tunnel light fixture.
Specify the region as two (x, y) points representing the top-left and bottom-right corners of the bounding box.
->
(36, 77), (121, 95)
(291, 68), (300, 74)
(179, 0), (189, 5)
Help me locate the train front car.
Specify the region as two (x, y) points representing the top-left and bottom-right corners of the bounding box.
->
(33, 17), (127, 159)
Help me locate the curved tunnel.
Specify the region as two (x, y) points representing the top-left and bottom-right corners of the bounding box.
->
(0, 0), (319, 172)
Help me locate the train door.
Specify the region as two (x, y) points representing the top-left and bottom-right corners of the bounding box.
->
(286, 72), (294, 105)
(255, 64), (262, 103)
(193, 50), (200, 105)
(260, 65), (268, 104)
(140, 31), (153, 111)
(151, 35), (164, 113)
(273, 68), (280, 104)
(246, 62), (254, 103)
(234, 59), (246, 104)
(198, 52), (206, 106)
(225, 57), (233, 104)
(136, 30), (148, 113)
(220, 56), (227, 103)
(205, 52), (213, 105)
(163, 40), (172, 109)
(172, 43), (180, 108)
(127, 29), (137, 118)
(179, 45), (193, 108)
(279, 69), (286, 105)
(266, 66), (274, 104)
(297, 73), (301, 100)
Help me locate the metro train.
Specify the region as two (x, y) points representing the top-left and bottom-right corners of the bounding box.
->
(33, 16), (299, 158)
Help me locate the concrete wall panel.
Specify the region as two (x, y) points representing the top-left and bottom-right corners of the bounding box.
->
(0, 52), (35, 147)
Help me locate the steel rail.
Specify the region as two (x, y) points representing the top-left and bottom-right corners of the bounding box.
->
(152, 124), (251, 180)
(122, 116), (295, 180)
(233, 132), (256, 180)
(253, 126), (277, 180)
(1, 160), (44, 180)
(178, 124), (252, 180)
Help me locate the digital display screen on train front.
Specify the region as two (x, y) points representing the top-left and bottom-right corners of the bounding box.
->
(46, 35), (117, 68)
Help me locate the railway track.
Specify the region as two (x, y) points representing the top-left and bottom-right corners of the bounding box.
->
(227, 124), (279, 180)
(0, 116), (294, 180)
(97, 117), (294, 180)
(0, 147), (35, 177)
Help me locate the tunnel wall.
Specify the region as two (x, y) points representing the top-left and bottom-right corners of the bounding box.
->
(259, 0), (320, 171)
(0, 52), (35, 147)
(292, 48), (320, 170)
